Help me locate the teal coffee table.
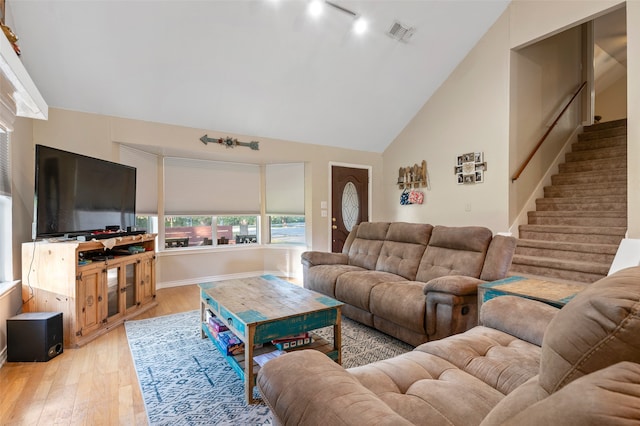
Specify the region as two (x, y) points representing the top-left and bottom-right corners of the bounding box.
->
(199, 275), (343, 404)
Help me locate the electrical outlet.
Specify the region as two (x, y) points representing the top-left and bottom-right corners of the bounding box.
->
(465, 203), (471, 212)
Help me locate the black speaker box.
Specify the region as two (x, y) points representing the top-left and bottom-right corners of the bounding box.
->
(7, 312), (63, 362)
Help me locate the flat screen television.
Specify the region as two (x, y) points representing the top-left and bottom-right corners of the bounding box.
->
(34, 144), (137, 238)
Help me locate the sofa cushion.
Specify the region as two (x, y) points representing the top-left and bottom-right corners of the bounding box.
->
(375, 222), (432, 280)
(481, 361), (640, 426)
(479, 235), (517, 281)
(348, 350), (504, 425)
(539, 266), (640, 394)
(370, 281), (427, 334)
(415, 326), (542, 395)
(347, 222), (390, 269)
(305, 264), (365, 298)
(335, 271), (405, 312)
(416, 226), (493, 282)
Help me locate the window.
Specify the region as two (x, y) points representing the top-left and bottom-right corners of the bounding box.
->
(266, 163), (305, 245)
(164, 215), (259, 248)
(163, 158), (261, 250)
(0, 130), (11, 281)
(268, 215), (305, 245)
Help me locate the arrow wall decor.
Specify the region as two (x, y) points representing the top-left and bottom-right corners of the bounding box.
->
(200, 135), (259, 151)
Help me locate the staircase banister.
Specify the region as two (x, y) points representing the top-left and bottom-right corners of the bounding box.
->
(511, 81), (587, 182)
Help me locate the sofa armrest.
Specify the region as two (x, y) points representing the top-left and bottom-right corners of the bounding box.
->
(481, 362), (640, 426)
(301, 251), (349, 267)
(480, 296), (558, 347)
(423, 275), (485, 296)
(257, 350), (413, 426)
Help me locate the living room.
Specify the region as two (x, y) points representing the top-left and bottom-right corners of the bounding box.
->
(1, 0), (639, 424)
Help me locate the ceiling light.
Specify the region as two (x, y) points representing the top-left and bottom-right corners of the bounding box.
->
(353, 17), (367, 35)
(308, 0), (324, 18)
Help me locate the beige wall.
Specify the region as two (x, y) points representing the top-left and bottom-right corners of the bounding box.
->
(509, 26), (584, 226)
(16, 108), (383, 286)
(596, 75), (628, 121)
(383, 11), (511, 231)
(628, 0), (640, 238)
(383, 0), (634, 235)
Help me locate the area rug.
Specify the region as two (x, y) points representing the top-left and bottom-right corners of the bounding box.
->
(125, 310), (413, 426)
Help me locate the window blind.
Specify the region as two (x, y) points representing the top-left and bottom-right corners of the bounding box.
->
(119, 145), (159, 214)
(266, 163), (305, 215)
(164, 157), (260, 215)
(0, 131), (10, 198)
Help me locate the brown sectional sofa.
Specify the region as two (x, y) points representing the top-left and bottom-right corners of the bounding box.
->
(257, 266), (640, 425)
(302, 222), (517, 346)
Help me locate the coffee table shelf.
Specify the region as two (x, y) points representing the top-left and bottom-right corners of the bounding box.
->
(199, 275), (343, 404)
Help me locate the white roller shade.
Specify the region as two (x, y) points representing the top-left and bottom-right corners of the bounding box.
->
(164, 158), (260, 215)
(119, 145), (158, 214)
(266, 163), (305, 215)
(0, 131), (9, 198)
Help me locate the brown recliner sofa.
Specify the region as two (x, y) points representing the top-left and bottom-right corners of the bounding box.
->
(257, 266), (640, 425)
(302, 222), (517, 346)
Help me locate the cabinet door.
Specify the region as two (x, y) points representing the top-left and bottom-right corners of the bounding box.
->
(138, 253), (156, 305)
(122, 258), (139, 314)
(105, 263), (123, 322)
(77, 264), (106, 336)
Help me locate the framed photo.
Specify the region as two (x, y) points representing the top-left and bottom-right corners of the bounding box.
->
(455, 151), (486, 184)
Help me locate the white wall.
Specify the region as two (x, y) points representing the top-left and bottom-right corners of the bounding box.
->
(14, 108), (383, 286)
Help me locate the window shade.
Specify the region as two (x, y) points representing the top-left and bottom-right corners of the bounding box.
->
(0, 131), (10, 198)
(164, 158), (260, 215)
(119, 145), (159, 214)
(266, 163), (305, 215)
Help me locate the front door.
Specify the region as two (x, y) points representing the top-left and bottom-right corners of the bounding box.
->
(331, 166), (369, 253)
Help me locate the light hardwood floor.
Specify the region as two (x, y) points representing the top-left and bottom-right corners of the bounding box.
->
(0, 284), (201, 426)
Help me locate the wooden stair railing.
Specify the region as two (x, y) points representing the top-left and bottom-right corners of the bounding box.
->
(511, 81), (587, 182)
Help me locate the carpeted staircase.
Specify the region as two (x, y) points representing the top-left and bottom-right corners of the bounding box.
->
(509, 119), (627, 284)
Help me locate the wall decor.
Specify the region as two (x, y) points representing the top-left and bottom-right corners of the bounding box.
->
(200, 134), (260, 150)
(455, 152), (486, 184)
(397, 160), (427, 189)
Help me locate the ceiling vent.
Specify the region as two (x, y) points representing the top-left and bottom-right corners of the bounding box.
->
(387, 21), (415, 42)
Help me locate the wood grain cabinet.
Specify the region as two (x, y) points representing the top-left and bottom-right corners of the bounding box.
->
(22, 234), (158, 348)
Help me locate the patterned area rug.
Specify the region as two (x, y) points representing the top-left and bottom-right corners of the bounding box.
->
(125, 310), (413, 426)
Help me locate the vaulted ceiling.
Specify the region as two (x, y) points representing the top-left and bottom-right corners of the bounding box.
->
(7, 1), (509, 153)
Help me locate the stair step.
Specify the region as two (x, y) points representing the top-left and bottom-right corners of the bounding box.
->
(565, 146), (627, 162)
(535, 197), (626, 212)
(508, 262), (607, 284)
(583, 118), (627, 132)
(511, 254), (610, 274)
(527, 213), (627, 227)
(519, 224), (626, 236)
(515, 239), (618, 263)
(578, 125), (627, 141)
(519, 229), (624, 245)
(543, 184), (626, 198)
(516, 119), (627, 286)
(571, 135), (626, 151)
(559, 157), (626, 173)
(551, 169), (626, 185)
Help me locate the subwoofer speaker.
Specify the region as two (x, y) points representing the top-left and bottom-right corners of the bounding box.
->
(7, 312), (63, 362)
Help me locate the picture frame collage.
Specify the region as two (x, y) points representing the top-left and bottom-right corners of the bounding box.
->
(455, 152), (487, 185)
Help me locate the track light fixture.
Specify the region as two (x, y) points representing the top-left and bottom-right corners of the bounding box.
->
(307, 0), (368, 35)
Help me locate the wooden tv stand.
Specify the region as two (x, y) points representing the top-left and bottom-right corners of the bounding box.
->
(22, 234), (158, 348)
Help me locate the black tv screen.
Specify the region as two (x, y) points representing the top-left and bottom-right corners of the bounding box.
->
(34, 145), (136, 238)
